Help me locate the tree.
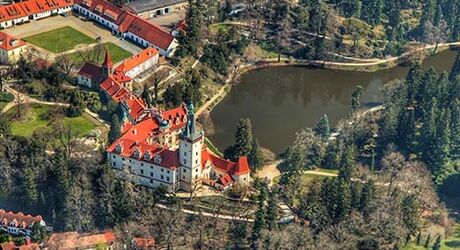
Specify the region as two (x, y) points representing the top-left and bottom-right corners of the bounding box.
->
(66, 89), (85, 117)
(266, 189), (278, 231)
(350, 85), (364, 114)
(315, 114), (330, 140)
(449, 51), (460, 82)
(432, 235), (441, 250)
(108, 114), (121, 143)
(141, 85), (152, 108)
(425, 233), (432, 248)
(249, 138), (263, 170)
(234, 118), (253, 159)
(251, 183), (267, 249)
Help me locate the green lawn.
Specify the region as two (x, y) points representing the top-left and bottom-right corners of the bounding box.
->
(404, 224), (460, 250)
(7, 104), (96, 138)
(69, 42), (132, 65)
(24, 26), (96, 53)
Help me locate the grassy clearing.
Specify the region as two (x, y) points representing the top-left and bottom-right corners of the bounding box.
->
(24, 26), (95, 53)
(209, 23), (231, 34)
(69, 42), (132, 65)
(403, 224), (460, 250)
(7, 104), (97, 138)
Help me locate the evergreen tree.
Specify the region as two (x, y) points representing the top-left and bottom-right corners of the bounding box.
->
(450, 100), (460, 160)
(266, 189), (279, 231)
(449, 51), (460, 82)
(338, 146), (355, 181)
(249, 138), (263, 170)
(425, 233), (432, 248)
(396, 108), (417, 154)
(141, 85), (152, 108)
(401, 194), (419, 237)
(350, 85), (364, 114)
(315, 114), (330, 140)
(432, 235), (441, 250)
(419, 98), (438, 167)
(66, 89), (85, 117)
(420, 0), (436, 24)
(405, 64), (423, 107)
(359, 180), (375, 217)
(251, 183), (268, 249)
(108, 114), (121, 144)
(234, 118), (253, 159)
(416, 231), (422, 245)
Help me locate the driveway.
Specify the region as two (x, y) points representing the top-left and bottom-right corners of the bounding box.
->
(4, 15), (141, 55)
(148, 10), (186, 30)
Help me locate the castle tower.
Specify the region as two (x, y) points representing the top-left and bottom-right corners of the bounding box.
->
(102, 47), (113, 78)
(179, 102), (204, 191)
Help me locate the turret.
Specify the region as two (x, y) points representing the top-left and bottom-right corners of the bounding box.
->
(179, 102), (203, 190)
(102, 48), (113, 77)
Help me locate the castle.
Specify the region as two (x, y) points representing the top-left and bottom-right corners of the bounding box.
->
(95, 48), (250, 193)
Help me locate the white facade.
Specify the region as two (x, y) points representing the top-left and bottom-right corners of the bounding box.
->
(109, 152), (179, 192)
(0, 220), (45, 236)
(124, 54), (158, 78)
(76, 75), (93, 88)
(178, 135), (203, 191)
(0, 6), (72, 29)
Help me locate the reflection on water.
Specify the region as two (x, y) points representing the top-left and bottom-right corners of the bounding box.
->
(209, 50), (458, 154)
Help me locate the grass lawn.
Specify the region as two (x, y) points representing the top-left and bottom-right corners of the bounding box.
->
(209, 23), (231, 34)
(24, 26), (95, 53)
(69, 42), (132, 65)
(403, 224), (460, 250)
(7, 104), (97, 138)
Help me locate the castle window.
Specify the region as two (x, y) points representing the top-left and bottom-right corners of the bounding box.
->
(141, 163), (144, 166)
(183, 169), (186, 173)
(150, 179), (153, 184)
(150, 172), (153, 177)
(161, 175), (164, 180)
(154, 155), (162, 164)
(122, 158), (125, 161)
(141, 169), (144, 174)
(167, 177), (170, 182)
(112, 162), (116, 167)
(244, 178), (246, 181)
(144, 152), (151, 161)
(184, 152), (186, 156)
(167, 170), (170, 174)
(161, 168), (164, 172)
(112, 155), (115, 159)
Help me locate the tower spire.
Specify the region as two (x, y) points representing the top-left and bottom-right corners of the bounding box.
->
(183, 102), (201, 140)
(103, 47), (113, 70)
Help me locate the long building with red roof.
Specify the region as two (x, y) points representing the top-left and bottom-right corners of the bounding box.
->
(0, 0), (73, 29)
(73, 0), (178, 57)
(0, 209), (46, 237)
(107, 103), (251, 192)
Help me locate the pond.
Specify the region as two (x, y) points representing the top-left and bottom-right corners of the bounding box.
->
(209, 50), (459, 154)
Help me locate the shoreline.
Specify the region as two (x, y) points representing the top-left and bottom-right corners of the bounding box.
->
(198, 42), (460, 118)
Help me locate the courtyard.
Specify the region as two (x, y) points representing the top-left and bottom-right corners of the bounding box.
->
(23, 26), (95, 54)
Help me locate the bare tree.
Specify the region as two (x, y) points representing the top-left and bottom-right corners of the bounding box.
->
(56, 54), (78, 75)
(13, 92), (25, 118)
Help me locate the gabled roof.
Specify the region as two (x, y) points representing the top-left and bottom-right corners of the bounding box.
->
(75, 0), (126, 24)
(132, 237), (155, 249)
(0, 0), (73, 23)
(123, 14), (175, 50)
(115, 47), (158, 74)
(0, 31), (26, 51)
(47, 231), (116, 250)
(77, 62), (104, 79)
(0, 241), (40, 250)
(124, 0), (187, 14)
(0, 209), (43, 229)
(202, 150), (251, 177)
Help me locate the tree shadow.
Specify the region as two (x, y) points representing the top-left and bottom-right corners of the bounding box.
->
(444, 240), (460, 248)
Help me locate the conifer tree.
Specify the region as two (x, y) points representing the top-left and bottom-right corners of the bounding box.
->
(338, 146), (355, 181)
(419, 98), (438, 167)
(416, 231), (422, 245)
(350, 85), (364, 114)
(432, 235), (441, 250)
(449, 51), (460, 82)
(425, 233), (432, 248)
(397, 108), (417, 154)
(108, 114), (121, 144)
(450, 100), (460, 160)
(141, 85), (152, 108)
(420, 0), (436, 24)
(266, 189), (279, 231)
(251, 183), (268, 249)
(249, 138), (263, 170)
(359, 180), (375, 217)
(234, 118), (253, 159)
(315, 114), (330, 140)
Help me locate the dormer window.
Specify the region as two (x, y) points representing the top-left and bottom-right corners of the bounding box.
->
(115, 143), (123, 153)
(144, 152), (151, 161)
(154, 155), (162, 164)
(134, 148), (140, 158)
(182, 116), (187, 123)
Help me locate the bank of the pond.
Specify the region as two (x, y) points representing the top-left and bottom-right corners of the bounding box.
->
(207, 48), (458, 154)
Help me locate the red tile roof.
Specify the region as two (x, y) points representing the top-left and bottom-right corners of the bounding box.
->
(77, 62), (104, 80)
(75, 0), (126, 24)
(0, 241), (40, 250)
(0, 31), (26, 51)
(125, 15), (174, 50)
(132, 237), (155, 249)
(0, 209), (43, 229)
(115, 47), (158, 74)
(0, 0), (73, 23)
(175, 19), (187, 31)
(122, 93), (147, 121)
(103, 48), (113, 69)
(47, 231), (116, 250)
(202, 150), (250, 177)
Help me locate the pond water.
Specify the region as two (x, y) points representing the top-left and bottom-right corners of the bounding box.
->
(209, 50), (458, 154)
